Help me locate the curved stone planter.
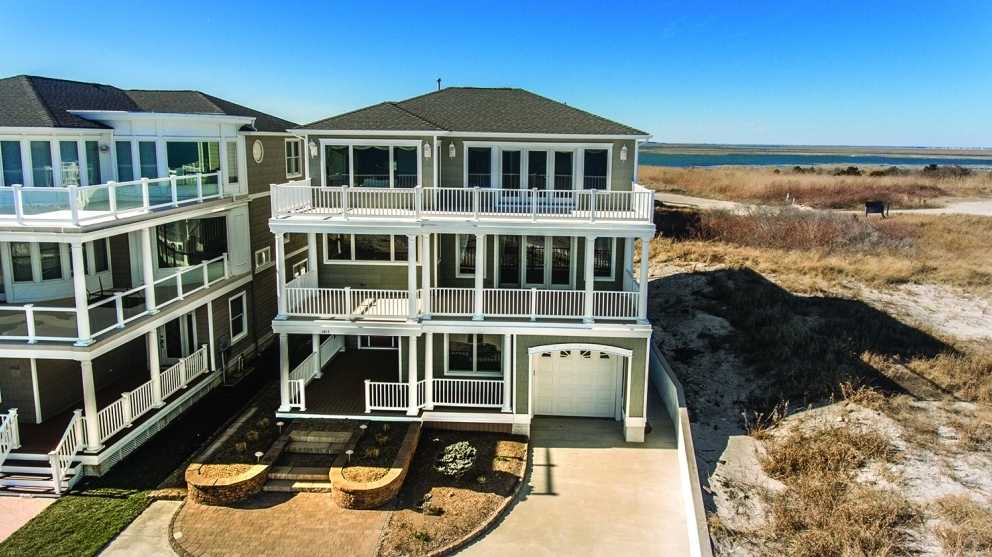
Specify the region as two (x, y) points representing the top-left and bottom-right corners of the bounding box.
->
(330, 422), (422, 509)
(185, 463), (269, 505)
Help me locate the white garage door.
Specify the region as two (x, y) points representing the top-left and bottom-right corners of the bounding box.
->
(534, 350), (622, 418)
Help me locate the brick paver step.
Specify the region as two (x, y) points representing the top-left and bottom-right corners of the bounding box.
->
(268, 466), (330, 482)
(286, 441), (348, 455)
(262, 479), (333, 493)
(290, 430), (352, 444)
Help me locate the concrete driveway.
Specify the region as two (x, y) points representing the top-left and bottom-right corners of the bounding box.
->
(460, 395), (690, 556)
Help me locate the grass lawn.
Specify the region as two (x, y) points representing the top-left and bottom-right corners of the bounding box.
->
(0, 347), (276, 557)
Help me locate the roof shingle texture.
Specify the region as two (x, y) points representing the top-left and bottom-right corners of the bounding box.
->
(0, 75), (297, 132)
(302, 87), (646, 136)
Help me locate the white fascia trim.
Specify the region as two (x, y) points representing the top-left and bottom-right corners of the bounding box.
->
(292, 129), (440, 137)
(462, 140), (614, 149)
(267, 218), (655, 239)
(453, 132), (651, 140)
(421, 411), (515, 424)
(68, 110), (255, 127)
(243, 131), (295, 137)
(526, 342), (633, 358)
(276, 412), (421, 422)
(270, 318), (652, 338)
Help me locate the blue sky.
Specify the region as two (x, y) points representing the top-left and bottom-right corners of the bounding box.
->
(1, 1), (990, 147)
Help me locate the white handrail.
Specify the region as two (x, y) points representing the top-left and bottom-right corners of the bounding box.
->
(0, 409), (20, 466)
(284, 286), (415, 320)
(48, 410), (85, 495)
(365, 380), (409, 412)
(0, 172), (223, 226)
(270, 181), (654, 223)
(288, 379), (306, 410)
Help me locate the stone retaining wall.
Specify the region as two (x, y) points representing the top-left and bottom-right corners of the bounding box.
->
(185, 463), (269, 505)
(330, 422), (422, 509)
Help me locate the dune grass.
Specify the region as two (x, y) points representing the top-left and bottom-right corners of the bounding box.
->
(640, 165), (992, 209)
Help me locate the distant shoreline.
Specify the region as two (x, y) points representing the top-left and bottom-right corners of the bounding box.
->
(641, 143), (992, 159)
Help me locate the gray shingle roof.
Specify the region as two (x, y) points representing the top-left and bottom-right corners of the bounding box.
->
(301, 87), (647, 136)
(0, 75), (297, 132)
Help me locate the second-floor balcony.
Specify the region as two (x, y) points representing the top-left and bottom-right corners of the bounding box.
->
(0, 172), (225, 228)
(271, 179), (655, 226)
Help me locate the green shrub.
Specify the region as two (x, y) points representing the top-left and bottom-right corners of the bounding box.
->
(434, 441), (477, 478)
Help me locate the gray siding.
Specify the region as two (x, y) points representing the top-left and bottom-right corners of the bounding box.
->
(0, 359), (37, 423)
(244, 133), (297, 195)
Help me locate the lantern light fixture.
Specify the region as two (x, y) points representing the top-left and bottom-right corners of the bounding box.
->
(423, 141), (432, 159)
(620, 144), (628, 162)
(448, 142), (456, 158)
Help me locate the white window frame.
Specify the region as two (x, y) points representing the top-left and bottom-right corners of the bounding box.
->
(462, 141), (613, 191)
(7, 239), (111, 284)
(291, 259), (308, 277)
(443, 333), (502, 378)
(318, 138), (422, 188)
(322, 234), (417, 266)
(285, 138), (303, 179)
(454, 234), (476, 279)
(593, 237), (617, 282)
(254, 245), (273, 272)
(228, 291), (248, 344)
(358, 335), (398, 350)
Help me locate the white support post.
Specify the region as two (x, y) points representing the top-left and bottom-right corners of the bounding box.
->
(70, 242), (92, 346)
(141, 177), (150, 209)
(195, 174), (203, 202)
(170, 175), (178, 206)
(407, 334), (419, 416)
(584, 236), (595, 323)
(81, 361), (102, 452)
(275, 232), (286, 318)
(421, 234), (431, 318)
(108, 182), (118, 213)
(7, 409), (19, 449)
(148, 329), (163, 407)
(502, 335), (512, 412)
(24, 305), (36, 344)
(114, 293), (125, 328)
(278, 333), (290, 411)
(312, 333), (321, 379)
(473, 233), (485, 320)
(140, 227), (157, 313)
(67, 185), (80, 225)
(638, 236), (650, 320)
(407, 234), (418, 320)
(307, 232), (317, 274)
(206, 301), (216, 372)
(424, 333), (434, 410)
(13, 185), (24, 224)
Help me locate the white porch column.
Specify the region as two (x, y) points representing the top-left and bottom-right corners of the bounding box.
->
(140, 227), (157, 313)
(583, 235), (595, 323)
(275, 232), (287, 318)
(473, 233), (485, 320)
(406, 234), (418, 320)
(501, 334), (512, 412)
(80, 360), (102, 452)
(147, 329), (163, 407)
(206, 300), (217, 371)
(407, 334), (419, 416)
(278, 333), (290, 411)
(424, 333), (434, 410)
(312, 333), (322, 378)
(306, 232), (318, 274)
(70, 241), (92, 346)
(638, 236), (650, 320)
(421, 234), (431, 318)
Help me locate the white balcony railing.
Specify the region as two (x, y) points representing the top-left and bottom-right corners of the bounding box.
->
(0, 253), (230, 344)
(0, 409), (20, 466)
(0, 172), (224, 227)
(284, 286), (416, 320)
(363, 378), (504, 412)
(48, 410), (86, 495)
(271, 180), (654, 223)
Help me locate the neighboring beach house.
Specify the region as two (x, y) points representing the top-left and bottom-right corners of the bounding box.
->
(0, 76), (305, 494)
(269, 87), (655, 441)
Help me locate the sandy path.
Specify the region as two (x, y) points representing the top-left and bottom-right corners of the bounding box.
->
(654, 191), (992, 216)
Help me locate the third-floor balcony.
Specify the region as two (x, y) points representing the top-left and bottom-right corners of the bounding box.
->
(270, 179), (655, 227)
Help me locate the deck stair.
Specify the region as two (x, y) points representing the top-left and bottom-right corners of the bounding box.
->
(0, 453), (81, 497)
(284, 429), (351, 455)
(262, 427), (354, 494)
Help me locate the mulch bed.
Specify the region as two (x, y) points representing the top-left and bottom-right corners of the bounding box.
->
(201, 383), (282, 466)
(377, 430), (528, 557)
(342, 422), (411, 483)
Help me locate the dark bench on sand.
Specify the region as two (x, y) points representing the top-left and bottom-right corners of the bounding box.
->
(865, 200), (889, 218)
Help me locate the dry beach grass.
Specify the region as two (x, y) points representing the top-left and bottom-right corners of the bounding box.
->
(640, 165), (992, 209)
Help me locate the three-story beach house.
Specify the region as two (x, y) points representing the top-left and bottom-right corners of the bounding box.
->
(0, 76), (305, 494)
(269, 88), (655, 441)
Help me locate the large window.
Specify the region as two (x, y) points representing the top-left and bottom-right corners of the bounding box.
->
(322, 143), (420, 188)
(156, 217), (227, 268)
(456, 235), (476, 277)
(583, 149), (608, 190)
(59, 141), (80, 185)
(30, 141), (53, 187)
(593, 238), (615, 280)
(85, 141), (101, 185)
(353, 146), (389, 187)
(553, 151), (573, 190)
(501, 150), (521, 189)
(324, 145), (349, 187)
(138, 141), (158, 179)
(10, 243), (32, 282)
(285, 139), (302, 178)
(467, 147), (491, 188)
(39, 243), (62, 280)
(323, 234), (415, 263)
(228, 292), (247, 344)
(527, 151), (547, 189)
(226, 141), (239, 184)
(0, 141), (23, 186)
(394, 146), (417, 187)
(115, 141), (134, 181)
(446, 334), (501, 376)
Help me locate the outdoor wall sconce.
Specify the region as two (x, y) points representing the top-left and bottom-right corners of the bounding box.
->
(448, 142), (456, 158)
(620, 144), (628, 161)
(308, 140), (318, 158)
(424, 141), (432, 158)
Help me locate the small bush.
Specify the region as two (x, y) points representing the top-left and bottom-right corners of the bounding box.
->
(375, 433), (390, 446)
(234, 441), (247, 453)
(245, 430), (260, 443)
(255, 417), (271, 429)
(762, 425), (896, 480)
(363, 446), (381, 460)
(434, 441), (477, 478)
(418, 493), (443, 516)
(933, 495), (992, 555)
(833, 166), (863, 176)
(412, 531), (432, 543)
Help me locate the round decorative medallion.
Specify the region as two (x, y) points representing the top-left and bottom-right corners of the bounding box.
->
(252, 139), (264, 163)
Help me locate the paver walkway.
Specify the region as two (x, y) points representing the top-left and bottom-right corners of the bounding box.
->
(460, 394), (690, 556)
(0, 497), (53, 543)
(172, 492), (390, 557)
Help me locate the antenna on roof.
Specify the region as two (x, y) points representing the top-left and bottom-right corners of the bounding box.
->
(436, 78), (442, 91)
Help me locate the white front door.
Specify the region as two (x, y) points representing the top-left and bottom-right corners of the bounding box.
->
(534, 349), (622, 418)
